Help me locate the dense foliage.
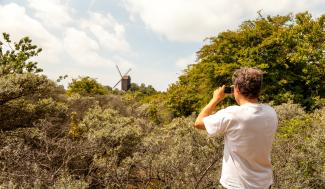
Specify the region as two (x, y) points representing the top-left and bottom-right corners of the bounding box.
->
(0, 12), (324, 189)
(129, 83), (157, 95)
(66, 76), (110, 96)
(167, 12), (325, 116)
(0, 91), (324, 188)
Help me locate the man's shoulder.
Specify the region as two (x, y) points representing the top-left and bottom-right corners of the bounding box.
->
(221, 104), (277, 117)
(260, 104), (278, 115)
(216, 105), (241, 118)
(222, 105), (241, 113)
(218, 104), (277, 116)
(208, 105), (239, 120)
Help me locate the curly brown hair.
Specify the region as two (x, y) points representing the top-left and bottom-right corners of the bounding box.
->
(232, 67), (263, 99)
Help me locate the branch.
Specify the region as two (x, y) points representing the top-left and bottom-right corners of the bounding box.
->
(194, 155), (219, 189)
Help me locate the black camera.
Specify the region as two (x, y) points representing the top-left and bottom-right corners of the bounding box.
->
(224, 86), (234, 94)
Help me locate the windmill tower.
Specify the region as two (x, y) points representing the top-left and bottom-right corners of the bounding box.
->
(113, 65), (131, 91)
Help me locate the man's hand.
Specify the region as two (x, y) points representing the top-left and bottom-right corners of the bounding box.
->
(212, 85), (225, 102)
(194, 85), (226, 130)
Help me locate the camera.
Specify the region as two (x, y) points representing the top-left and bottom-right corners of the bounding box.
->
(224, 86), (234, 94)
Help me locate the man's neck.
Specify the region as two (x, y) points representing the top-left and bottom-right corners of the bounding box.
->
(238, 97), (258, 105)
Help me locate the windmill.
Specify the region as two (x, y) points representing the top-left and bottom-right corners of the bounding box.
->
(113, 65), (131, 91)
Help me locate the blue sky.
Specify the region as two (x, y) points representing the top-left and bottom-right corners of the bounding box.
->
(0, 0), (324, 91)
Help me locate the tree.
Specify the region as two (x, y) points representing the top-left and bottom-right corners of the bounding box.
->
(0, 33), (66, 130)
(167, 12), (325, 116)
(66, 76), (109, 96)
(129, 83), (157, 96)
(0, 33), (43, 76)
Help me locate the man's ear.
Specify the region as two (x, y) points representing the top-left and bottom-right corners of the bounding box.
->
(234, 86), (240, 94)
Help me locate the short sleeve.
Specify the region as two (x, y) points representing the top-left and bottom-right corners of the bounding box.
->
(203, 109), (230, 136)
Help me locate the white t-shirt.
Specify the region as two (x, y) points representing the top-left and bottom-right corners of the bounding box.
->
(203, 103), (278, 189)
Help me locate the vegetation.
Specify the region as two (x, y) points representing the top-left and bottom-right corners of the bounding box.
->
(66, 76), (110, 96)
(167, 12), (325, 116)
(0, 33), (42, 76)
(0, 12), (324, 188)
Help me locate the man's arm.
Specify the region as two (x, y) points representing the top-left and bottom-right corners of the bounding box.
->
(194, 86), (225, 130)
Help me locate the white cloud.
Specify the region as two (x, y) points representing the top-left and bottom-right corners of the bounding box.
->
(0, 3), (62, 64)
(27, 0), (73, 29)
(176, 53), (196, 69)
(63, 27), (134, 69)
(81, 12), (131, 53)
(0, 2), (135, 89)
(63, 27), (111, 67)
(124, 0), (325, 42)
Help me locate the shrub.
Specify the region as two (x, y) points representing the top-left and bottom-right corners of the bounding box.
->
(273, 100), (306, 122)
(272, 106), (325, 188)
(0, 73), (67, 130)
(130, 117), (224, 188)
(66, 76), (109, 96)
(0, 90), (323, 188)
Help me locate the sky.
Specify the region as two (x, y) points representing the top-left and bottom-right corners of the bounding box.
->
(0, 0), (324, 91)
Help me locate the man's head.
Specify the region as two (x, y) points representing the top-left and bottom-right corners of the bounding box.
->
(232, 67), (263, 103)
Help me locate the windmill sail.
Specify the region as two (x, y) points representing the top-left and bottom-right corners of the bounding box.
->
(113, 65), (132, 91)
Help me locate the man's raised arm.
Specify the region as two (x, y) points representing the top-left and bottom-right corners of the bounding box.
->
(194, 86), (225, 130)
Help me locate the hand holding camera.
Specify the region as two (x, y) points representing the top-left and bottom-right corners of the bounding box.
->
(212, 85), (233, 102)
(224, 86), (234, 94)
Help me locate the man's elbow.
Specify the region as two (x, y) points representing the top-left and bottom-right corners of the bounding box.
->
(194, 119), (205, 130)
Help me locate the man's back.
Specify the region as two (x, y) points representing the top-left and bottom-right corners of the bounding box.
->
(204, 103), (278, 189)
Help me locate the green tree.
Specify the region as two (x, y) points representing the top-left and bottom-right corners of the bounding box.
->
(66, 76), (109, 96)
(0, 33), (43, 76)
(0, 33), (67, 130)
(167, 12), (325, 116)
(129, 83), (157, 95)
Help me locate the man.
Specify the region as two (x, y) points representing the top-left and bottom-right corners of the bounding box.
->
(194, 68), (278, 189)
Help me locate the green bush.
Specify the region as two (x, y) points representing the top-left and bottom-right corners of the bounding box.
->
(0, 97), (324, 188)
(66, 76), (109, 96)
(0, 73), (67, 130)
(273, 100), (306, 122)
(272, 106), (325, 188)
(133, 117), (224, 188)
